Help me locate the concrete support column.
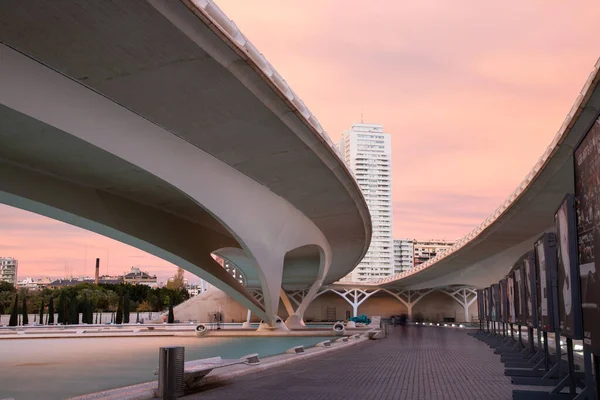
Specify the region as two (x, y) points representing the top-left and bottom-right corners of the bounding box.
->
(332, 289), (380, 320)
(440, 288), (477, 323)
(280, 288), (295, 317)
(285, 279), (324, 329)
(384, 288), (433, 321)
(252, 251), (287, 329)
(241, 309), (252, 329)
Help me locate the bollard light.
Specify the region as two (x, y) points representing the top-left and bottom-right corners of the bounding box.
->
(158, 346), (185, 400)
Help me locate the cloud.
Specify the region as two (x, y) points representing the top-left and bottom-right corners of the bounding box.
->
(1, 0), (600, 278)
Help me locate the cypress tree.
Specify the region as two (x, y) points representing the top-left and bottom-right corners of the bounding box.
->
(8, 294), (18, 327)
(88, 299), (93, 324)
(69, 296), (78, 325)
(123, 291), (130, 324)
(87, 299), (93, 324)
(168, 304), (174, 324)
(48, 296), (55, 325)
(115, 292), (123, 324)
(39, 299), (44, 325)
(57, 292), (65, 324)
(21, 296), (28, 326)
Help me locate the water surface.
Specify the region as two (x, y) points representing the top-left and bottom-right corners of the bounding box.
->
(0, 335), (332, 400)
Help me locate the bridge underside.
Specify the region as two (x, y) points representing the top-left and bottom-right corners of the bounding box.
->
(0, 0), (373, 326)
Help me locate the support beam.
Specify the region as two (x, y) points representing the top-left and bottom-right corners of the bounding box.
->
(280, 287), (295, 317)
(331, 289), (380, 318)
(439, 287), (477, 322)
(381, 288), (433, 319)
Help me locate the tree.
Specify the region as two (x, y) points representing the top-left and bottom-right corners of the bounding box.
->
(0, 291), (13, 314)
(69, 295), (79, 325)
(87, 298), (94, 324)
(0, 281), (16, 293)
(106, 290), (119, 313)
(21, 295), (28, 325)
(115, 291), (123, 324)
(123, 291), (130, 324)
(48, 296), (54, 325)
(136, 301), (153, 312)
(39, 298), (44, 325)
(57, 291), (66, 324)
(147, 293), (161, 312)
(167, 303), (174, 323)
(166, 268), (185, 290)
(8, 293), (18, 327)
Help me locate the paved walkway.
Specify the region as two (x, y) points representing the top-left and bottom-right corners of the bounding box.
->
(184, 326), (518, 400)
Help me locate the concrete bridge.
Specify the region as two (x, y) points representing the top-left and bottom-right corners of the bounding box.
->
(0, 0), (371, 328)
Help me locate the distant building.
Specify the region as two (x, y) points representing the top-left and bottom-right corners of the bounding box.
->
(17, 277), (52, 291)
(338, 123), (393, 282)
(393, 239), (414, 273)
(0, 257), (18, 286)
(413, 239), (455, 266)
(123, 267), (157, 287)
(46, 267), (158, 289)
(47, 277), (122, 289)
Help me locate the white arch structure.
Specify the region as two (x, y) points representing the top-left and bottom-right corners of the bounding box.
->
(0, 0), (371, 327)
(308, 286), (476, 321)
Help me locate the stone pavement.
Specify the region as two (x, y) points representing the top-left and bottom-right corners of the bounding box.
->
(184, 326), (519, 400)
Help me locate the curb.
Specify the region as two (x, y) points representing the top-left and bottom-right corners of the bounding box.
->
(69, 336), (372, 400)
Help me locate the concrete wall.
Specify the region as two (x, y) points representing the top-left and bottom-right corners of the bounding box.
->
(172, 287), (477, 323)
(173, 287), (250, 323)
(413, 291), (478, 322)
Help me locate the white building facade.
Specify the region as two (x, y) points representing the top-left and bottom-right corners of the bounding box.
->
(339, 123), (393, 282)
(393, 239), (414, 273)
(0, 257), (18, 286)
(413, 239), (455, 266)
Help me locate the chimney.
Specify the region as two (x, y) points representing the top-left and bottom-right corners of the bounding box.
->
(95, 258), (100, 285)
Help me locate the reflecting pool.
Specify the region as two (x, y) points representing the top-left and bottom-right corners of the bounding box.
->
(0, 335), (332, 400)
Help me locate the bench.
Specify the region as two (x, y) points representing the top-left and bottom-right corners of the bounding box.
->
(367, 330), (383, 339)
(156, 354), (261, 389)
(183, 357), (243, 387)
(286, 345), (305, 354)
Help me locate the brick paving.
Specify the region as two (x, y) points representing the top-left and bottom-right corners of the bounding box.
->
(184, 326), (518, 400)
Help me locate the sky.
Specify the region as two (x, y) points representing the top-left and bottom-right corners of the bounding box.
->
(1, 0), (599, 281)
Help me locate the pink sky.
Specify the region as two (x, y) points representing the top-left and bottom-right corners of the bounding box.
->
(1, 0), (599, 281)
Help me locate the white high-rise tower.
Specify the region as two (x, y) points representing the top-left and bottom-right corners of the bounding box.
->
(338, 123), (393, 282)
